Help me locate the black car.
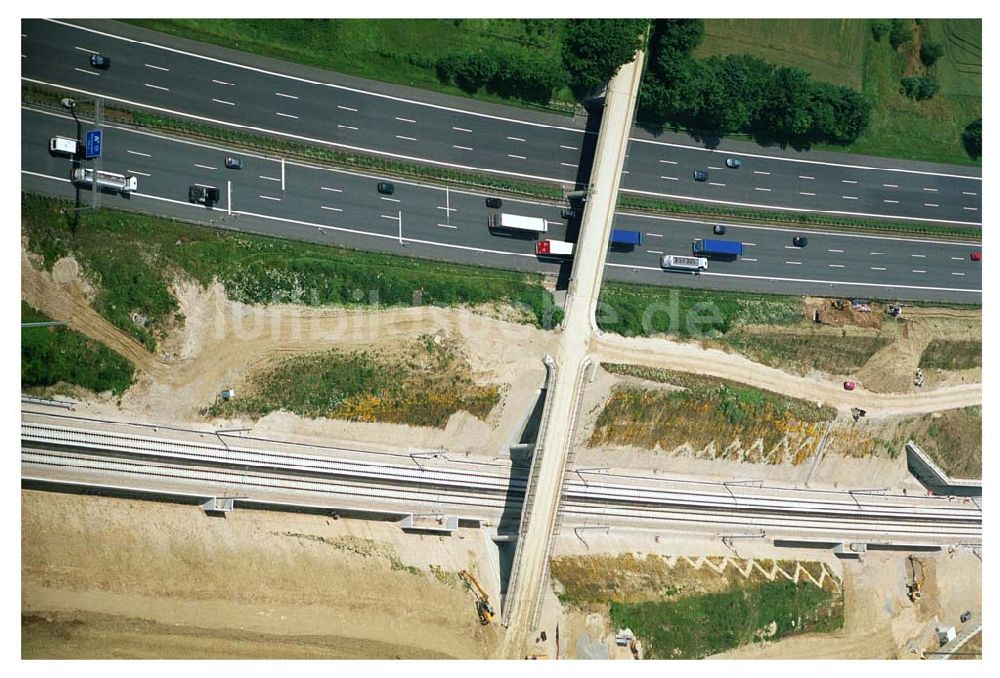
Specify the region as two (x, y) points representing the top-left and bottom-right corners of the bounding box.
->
(377, 182), (395, 195)
(693, 170), (709, 182)
(793, 236), (808, 247)
(224, 157), (243, 170)
(189, 185), (220, 204)
(90, 54), (111, 69)
(485, 197), (503, 209)
(713, 224), (727, 235)
(560, 208), (578, 219)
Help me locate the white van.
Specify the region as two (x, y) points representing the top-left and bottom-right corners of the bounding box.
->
(661, 254), (708, 271)
(49, 137), (79, 156)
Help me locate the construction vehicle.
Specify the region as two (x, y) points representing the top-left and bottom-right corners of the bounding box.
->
(458, 570), (495, 625)
(906, 556), (924, 602)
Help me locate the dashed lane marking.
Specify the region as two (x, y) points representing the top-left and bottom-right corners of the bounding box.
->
(660, 176), (678, 181)
(320, 187), (342, 192)
(453, 126), (472, 132)
(320, 206), (342, 212)
(395, 135), (417, 141)
(453, 145), (473, 151)
(275, 112), (298, 119)
(337, 105), (357, 112)
(799, 191), (815, 196)
(145, 63), (169, 71)
(212, 98), (235, 106)
(754, 187), (771, 192)
(73, 68), (98, 76)
(259, 195), (281, 201)
(508, 154), (526, 160)
(507, 136), (525, 142)
(275, 92), (299, 99)
(127, 150), (151, 157)
(395, 117), (416, 123)
(144, 83), (169, 91)
(798, 175), (814, 180)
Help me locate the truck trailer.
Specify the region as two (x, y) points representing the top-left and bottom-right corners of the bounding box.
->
(71, 167), (138, 193)
(692, 238), (743, 257)
(489, 213), (548, 233)
(609, 229), (643, 246)
(536, 239), (574, 256)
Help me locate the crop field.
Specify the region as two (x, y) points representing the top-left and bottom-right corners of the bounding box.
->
(723, 330), (890, 375)
(695, 19), (866, 89)
(918, 339), (981, 371)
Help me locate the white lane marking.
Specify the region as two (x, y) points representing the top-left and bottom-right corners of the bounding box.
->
(647, 250), (664, 255)
(799, 175), (814, 180)
(127, 170), (151, 177)
(742, 257), (758, 262)
(883, 183), (898, 188)
(923, 187), (938, 192)
(708, 182), (726, 187)
(259, 175), (280, 182)
(275, 92), (298, 99)
(561, 162), (578, 168)
(828, 264), (845, 268)
(453, 126), (472, 132)
(380, 197), (400, 203)
(911, 254), (926, 258)
(259, 195), (281, 201)
(912, 269), (926, 274)
(379, 214), (398, 220)
(193, 183), (215, 188)
(508, 154), (526, 160)
(145, 63), (169, 72)
(828, 249), (844, 253)
(964, 207), (979, 211)
(275, 112), (298, 119)
(952, 272), (965, 276)
(784, 245), (798, 250)
(337, 105), (358, 112)
(842, 196), (858, 200)
(74, 68), (99, 76)
(144, 83), (169, 91)
(395, 135), (417, 141)
(708, 165), (723, 170)
(744, 242), (757, 246)
(660, 176), (678, 181)
(841, 179), (858, 184)
(74, 46), (96, 53)
(870, 252), (885, 255)
(337, 125), (358, 130)
(212, 98), (235, 106)
(871, 266), (886, 271)
(883, 199), (899, 203)
(951, 256), (964, 261)
(21, 33), (26, 38)
(320, 206), (342, 212)
(453, 145), (473, 151)
(561, 145), (579, 150)
(320, 187), (342, 193)
(507, 136), (525, 142)
(21, 54), (25, 58)
(395, 117), (416, 123)
(924, 203), (939, 207)
(194, 164), (217, 170)
(753, 170), (770, 175)
(659, 159), (677, 164)
(799, 191), (815, 196)
(754, 187), (771, 192)
(436, 223), (457, 229)
(212, 79), (234, 85)
(785, 261), (802, 265)
(645, 233), (663, 237)
(436, 206), (456, 212)
(963, 191), (978, 196)
(126, 150), (151, 157)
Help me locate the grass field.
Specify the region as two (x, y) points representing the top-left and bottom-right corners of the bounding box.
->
(21, 195), (562, 351)
(21, 302), (135, 395)
(695, 19), (981, 165)
(127, 19), (575, 110)
(206, 336), (499, 428)
(722, 331), (889, 374)
(918, 339), (982, 370)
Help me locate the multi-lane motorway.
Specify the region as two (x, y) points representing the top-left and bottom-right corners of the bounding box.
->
(22, 107), (982, 302)
(22, 18), (981, 228)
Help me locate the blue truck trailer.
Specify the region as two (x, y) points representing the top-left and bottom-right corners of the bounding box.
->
(609, 229), (643, 246)
(692, 239), (743, 256)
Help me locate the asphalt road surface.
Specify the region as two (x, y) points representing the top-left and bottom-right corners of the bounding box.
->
(22, 107), (982, 303)
(21, 19), (982, 227)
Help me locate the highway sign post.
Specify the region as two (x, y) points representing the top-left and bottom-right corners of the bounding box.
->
(85, 130), (102, 159)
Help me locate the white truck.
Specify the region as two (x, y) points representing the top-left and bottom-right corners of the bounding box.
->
(71, 167), (138, 193)
(661, 254), (708, 271)
(49, 136), (79, 156)
(535, 239), (574, 256)
(488, 212), (548, 233)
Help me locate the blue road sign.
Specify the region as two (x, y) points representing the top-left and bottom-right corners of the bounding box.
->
(85, 130), (102, 159)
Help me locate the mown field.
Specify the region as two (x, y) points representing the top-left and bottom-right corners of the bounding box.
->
(21, 302), (135, 396)
(21, 194), (562, 352)
(206, 337), (500, 428)
(128, 19), (576, 109)
(722, 330), (889, 375)
(918, 339), (981, 371)
(695, 19), (981, 165)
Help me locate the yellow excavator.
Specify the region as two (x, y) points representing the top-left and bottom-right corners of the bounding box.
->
(458, 570), (496, 625)
(906, 556), (924, 602)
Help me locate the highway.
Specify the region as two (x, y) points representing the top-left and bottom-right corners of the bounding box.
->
(22, 107), (982, 303)
(21, 411), (983, 545)
(21, 18), (982, 227)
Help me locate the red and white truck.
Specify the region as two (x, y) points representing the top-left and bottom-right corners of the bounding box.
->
(535, 239), (574, 256)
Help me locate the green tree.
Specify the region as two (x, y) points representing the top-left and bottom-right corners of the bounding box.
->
(961, 118), (981, 159)
(757, 66), (814, 138)
(870, 19), (891, 41)
(710, 54), (773, 132)
(563, 19), (648, 90)
(901, 75), (938, 100)
(920, 41), (945, 67)
(889, 19), (911, 50)
(437, 51), (499, 93)
(654, 19), (704, 58)
(809, 83), (872, 144)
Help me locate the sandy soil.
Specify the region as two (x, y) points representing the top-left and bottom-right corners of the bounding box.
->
(21, 490), (500, 659)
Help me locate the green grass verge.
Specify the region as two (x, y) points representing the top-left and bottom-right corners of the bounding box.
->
(918, 339), (981, 370)
(21, 302), (135, 395)
(206, 337), (499, 428)
(597, 282), (801, 339)
(722, 331), (889, 374)
(610, 580), (843, 659)
(126, 19), (577, 112)
(21, 194), (563, 351)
